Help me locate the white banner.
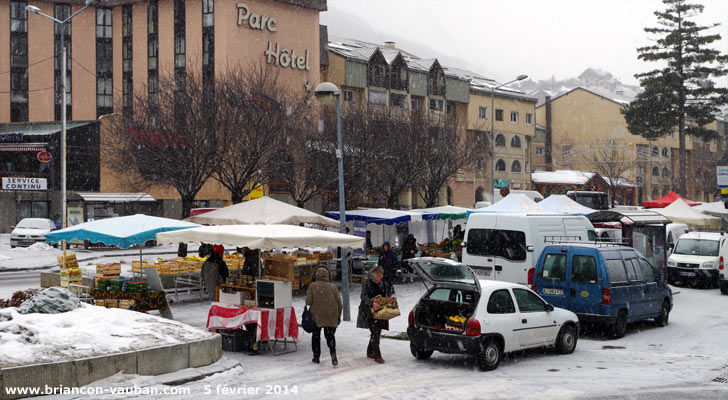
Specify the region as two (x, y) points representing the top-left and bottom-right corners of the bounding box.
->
(717, 166), (728, 188)
(2, 177), (48, 191)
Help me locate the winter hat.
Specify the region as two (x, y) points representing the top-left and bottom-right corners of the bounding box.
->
(213, 245), (224, 255)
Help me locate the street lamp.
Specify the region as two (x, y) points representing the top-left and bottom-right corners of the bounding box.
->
(490, 74), (528, 201)
(314, 82), (351, 321)
(27, 0), (96, 255)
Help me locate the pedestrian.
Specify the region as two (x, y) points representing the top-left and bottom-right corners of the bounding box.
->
(357, 265), (388, 364)
(401, 234), (418, 282)
(198, 242), (212, 258)
(202, 244), (229, 300)
(378, 242), (397, 295)
(365, 231), (373, 253)
(241, 247), (260, 277)
(305, 267), (342, 366)
(177, 242), (188, 258)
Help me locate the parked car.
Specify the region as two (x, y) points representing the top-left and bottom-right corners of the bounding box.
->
(666, 231), (724, 288)
(407, 257), (580, 371)
(720, 262), (728, 295)
(10, 218), (57, 248)
(532, 244), (672, 338)
(665, 223), (689, 256)
(463, 212), (593, 284)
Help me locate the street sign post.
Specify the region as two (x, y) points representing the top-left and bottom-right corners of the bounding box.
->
(717, 166), (728, 188)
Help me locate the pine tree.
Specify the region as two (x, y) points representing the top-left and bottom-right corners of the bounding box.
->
(622, 0), (728, 196)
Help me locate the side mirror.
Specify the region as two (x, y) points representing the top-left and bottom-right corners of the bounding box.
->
(10, 225), (15, 230)
(545, 304), (554, 312)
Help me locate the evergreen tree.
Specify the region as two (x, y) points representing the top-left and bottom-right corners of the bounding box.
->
(623, 0), (728, 196)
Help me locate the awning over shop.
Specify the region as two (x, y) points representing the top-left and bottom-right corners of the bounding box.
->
(0, 143), (47, 152)
(74, 192), (156, 203)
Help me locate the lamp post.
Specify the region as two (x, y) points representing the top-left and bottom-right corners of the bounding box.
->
(27, 0), (95, 255)
(490, 74), (528, 200)
(314, 82), (351, 321)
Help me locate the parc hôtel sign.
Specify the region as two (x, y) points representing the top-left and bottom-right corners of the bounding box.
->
(237, 3), (311, 71)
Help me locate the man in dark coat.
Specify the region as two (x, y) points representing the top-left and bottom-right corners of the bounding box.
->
(242, 247), (260, 277)
(400, 234), (418, 282)
(378, 242), (397, 295)
(202, 245), (228, 300)
(306, 267), (342, 365)
(357, 266), (388, 364)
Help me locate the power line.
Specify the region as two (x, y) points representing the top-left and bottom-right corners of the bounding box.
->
(0, 55), (55, 76)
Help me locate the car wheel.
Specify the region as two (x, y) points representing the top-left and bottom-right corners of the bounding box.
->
(612, 310), (627, 339)
(476, 338), (502, 371)
(409, 343), (433, 360)
(654, 300), (670, 327)
(721, 285), (728, 295)
(555, 325), (577, 354)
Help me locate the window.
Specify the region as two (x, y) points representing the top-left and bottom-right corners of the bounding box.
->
(202, 0), (215, 88)
(429, 98), (443, 111)
(411, 97), (420, 112)
(572, 255), (598, 283)
(54, 3), (72, 121)
(368, 90), (387, 105)
(476, 159), (484, 170)
(662, 167), (670, 177)
(96, 8), (113, 117)
(495, 134), (506, 146)
(662, 147), (669, 157)
(536, 146), (544, 155)
(511, 160), (522, 172)
(652, 146), (659, 157)
(174, 0), (186, 70)
(496, 159), (506, 171)
(343, 90), (354, 102)
(540, 254), (566, 282)
(390, 60), (408, 91)
(428, 64), (445, 96)
(510, 111), (518, 122)
(15, 201), (50, 222)
(495, 109), (503, 121)
(513, 288), (547, 313)
(652, 166), (660, 176)
(122, 5), (133, 120)
(148, 0), (159, 108)
(466, 229), (527, 261)
(368, 62), (387, 88)
(487, 290), (516, 314)
(446, 102), (455, 116)
(511, 135), (521, 148)
(605, 259), (628, 283)
(391, 93), (408, 109)
(639, 259), (657, 283)
(10, 1), (28, 122)
(526, 113), (533, 124)
(625, 259), (643, 282)
(479, 106), (487, 119)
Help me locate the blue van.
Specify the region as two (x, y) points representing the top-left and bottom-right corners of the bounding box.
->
(531, 244), (672, 338)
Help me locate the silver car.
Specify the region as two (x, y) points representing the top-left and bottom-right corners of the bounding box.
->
(10, 218), (57, 248)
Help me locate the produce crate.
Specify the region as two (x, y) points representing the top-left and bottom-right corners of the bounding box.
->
(159, 265), (171, 275)
(119, 299), (135, 310)
(315, 251), (333, 261)
(106, 299), (119, 308)
(96, 263), (121, 278)
(123, 281), (148, 293)
(60, 268), (82, 279)
(131, 261), (152, 273)
(94, 299), (106, 307)
(264, 259), (296, 281)
(107, 278), (127, 292)
(95, 277), (112, 290)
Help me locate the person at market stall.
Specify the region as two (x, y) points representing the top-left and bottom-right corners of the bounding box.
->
(400, 234), (418, 282)
(378, 242), (397, 295)
(306, 266), (342, 366)
(365, 231), (373, 253)
(357, 265), (388, 364)
(202, 245), (228, 300)
(177, 242), (187, 258)
(198, 242), (212, 258)
(241, 247), (261, 278)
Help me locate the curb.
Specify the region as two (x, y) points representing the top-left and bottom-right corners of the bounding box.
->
(0, 334), (222, 400)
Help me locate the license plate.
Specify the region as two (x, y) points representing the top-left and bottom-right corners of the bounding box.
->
(679, 271), (696, 277)
(542, 287), (564, 295)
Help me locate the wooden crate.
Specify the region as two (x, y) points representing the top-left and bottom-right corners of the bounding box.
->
(119, 299), (135, 309)
(131, 261), (152, 273)
(94, 299), (106, 307)
(264, 259), (296, 281)
(106, 299), (119, 308)
(57, 253), (79, 269)
(96, 263), (121, 278)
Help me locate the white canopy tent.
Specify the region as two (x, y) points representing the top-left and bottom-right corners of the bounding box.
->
(467, 194), (554, 218)
(156, 224), (365, 251)
(539, 194), (597, 215)
(652, 199), (721, 230)
(693, 201), (728, 218)
(184, 196), (339, 228)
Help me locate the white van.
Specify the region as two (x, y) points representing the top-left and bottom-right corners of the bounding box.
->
(462, 213), (594, 284)
(666, 231), (724, 288)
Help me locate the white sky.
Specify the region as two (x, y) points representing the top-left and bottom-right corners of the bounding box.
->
(321, 0), (728, 86)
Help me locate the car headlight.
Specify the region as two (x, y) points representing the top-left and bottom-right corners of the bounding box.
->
(702, 262), (715, 269)
(667, 259), (676, 268)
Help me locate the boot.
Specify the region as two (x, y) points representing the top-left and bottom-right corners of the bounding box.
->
(312, 355), (320, 364)
(374, 357), (385, 364)
(331, 351), (338, 366)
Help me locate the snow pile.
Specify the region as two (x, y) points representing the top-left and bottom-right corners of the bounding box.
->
(22, 242), (55, 251)
(17, 287), (82, 314)
(0, 304), (214, 368)
(0, 254), (10, 261)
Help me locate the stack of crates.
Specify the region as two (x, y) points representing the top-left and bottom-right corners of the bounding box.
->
(57, 253), (81, 288)
(95, 263), (121, 289)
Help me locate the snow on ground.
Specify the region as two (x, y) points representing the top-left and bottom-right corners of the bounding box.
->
(0, 302), (215, 368)
(49, 282), (728, 400)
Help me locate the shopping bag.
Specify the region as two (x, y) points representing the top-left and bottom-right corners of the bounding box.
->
(371, 295), (401, 320)
(302, 305), (316, 333)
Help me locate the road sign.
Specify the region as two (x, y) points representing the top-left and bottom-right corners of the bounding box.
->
(718, 166), (728, 188)
(37, 151), (52, 163)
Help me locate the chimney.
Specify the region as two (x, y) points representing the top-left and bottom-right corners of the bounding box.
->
(384, 41), (396, 48)
(545, 95), (553, 171)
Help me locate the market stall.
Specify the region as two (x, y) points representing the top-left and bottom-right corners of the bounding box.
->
(539, 194), (597, 215)
(184, 196), (339, 227)
(651, 198), (721, 230)
(156, 224), (365, 353)
(643, 191), (701, 208)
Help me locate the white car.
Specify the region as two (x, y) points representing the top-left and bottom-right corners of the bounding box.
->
(10, 218), (57, 248)
(407, 257), (580, 371)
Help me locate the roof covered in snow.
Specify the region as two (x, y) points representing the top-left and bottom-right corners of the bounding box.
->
(531, 170), (597, 185)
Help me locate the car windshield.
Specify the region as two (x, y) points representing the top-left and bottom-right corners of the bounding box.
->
(17, 219), (50, 229)
(412, 260), (477, 285)
(673, 239), (719, 257)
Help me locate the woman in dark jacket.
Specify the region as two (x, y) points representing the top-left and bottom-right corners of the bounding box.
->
(378, 242), (397, 295)
(357, 265), (388, 364)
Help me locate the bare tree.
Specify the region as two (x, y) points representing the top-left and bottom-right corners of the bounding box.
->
(214, 64), (313, 204)
(580, 139), (637, 202)
(414, 114), (481, 208)
(104, 68), (225, 218)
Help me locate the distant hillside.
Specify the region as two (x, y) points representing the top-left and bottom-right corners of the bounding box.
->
(514, 68), (642, 106)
